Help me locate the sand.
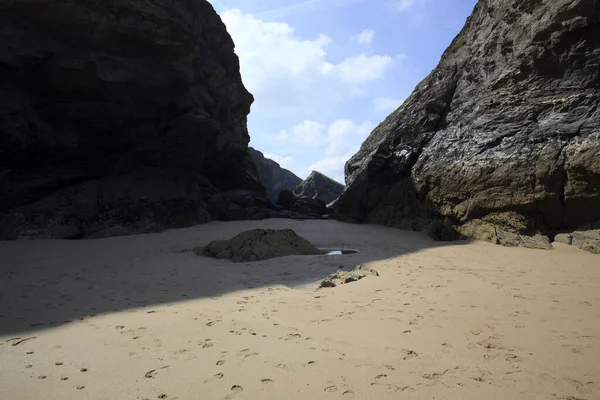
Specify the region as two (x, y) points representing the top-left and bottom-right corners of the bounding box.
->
(0, 219), (599, 400)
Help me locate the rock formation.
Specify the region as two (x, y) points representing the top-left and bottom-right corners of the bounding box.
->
(249, 147), (302, 200)
(554, 229), (600, 254)
(335, 0), (600, 249)
(198, 229), (320, 262)
(319, 265), (379, 288)
(294, 171), (344, 205)
(0, 0), (268, 239)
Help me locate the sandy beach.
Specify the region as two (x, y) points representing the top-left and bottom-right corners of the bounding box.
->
(1, 219), (599, 400)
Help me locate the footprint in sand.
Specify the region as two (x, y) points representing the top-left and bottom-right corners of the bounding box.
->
(224, 385), (244, 400)
(324, 386), (338, 392)
(401, 349), (419, 360)
(261, 378), (273, 384)
(144, 366), (170, 378)
(216, 360), (225, 366)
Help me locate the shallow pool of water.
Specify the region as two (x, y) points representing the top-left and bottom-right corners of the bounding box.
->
(319, 248), (358, 255)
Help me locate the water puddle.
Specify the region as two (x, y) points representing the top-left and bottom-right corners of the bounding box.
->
(319, 248), (358, 256)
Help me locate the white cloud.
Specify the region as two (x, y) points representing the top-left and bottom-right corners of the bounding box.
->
(326, 120), (373, 155)
(292, 120), (327, 146)
(276, 120), (326, 146)
(264, 153), (296, 169)
(331, 54), (394, 85)
(269, 118), (371, 183)
(352, 29), (375, 44)
(372, 97), (404, 112)
(308, 156), (350, 184)
(220, 9), (396, 115)
(275, 119), (372, 155)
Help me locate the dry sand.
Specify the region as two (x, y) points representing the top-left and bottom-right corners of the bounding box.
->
(1, 219), (599, 400)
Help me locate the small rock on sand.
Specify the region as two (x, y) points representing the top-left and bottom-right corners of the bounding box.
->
(319, 265), (379, 288)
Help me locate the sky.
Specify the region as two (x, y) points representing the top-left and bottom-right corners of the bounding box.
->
(207, 0), (478, 183)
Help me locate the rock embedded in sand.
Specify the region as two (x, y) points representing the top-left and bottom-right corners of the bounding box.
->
(554, 229), (600, 254)
(198, 229), (320, 262)
(319, 265), (380, 288)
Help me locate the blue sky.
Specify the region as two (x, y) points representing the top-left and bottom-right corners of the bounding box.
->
(208, 0), (478, 183)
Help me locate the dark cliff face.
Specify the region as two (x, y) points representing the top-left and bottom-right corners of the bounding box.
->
(0, 0), (264, 239)
(294, 171), (344, 205)
(335, 0), (600, 247)
(248, 147), (302, 200)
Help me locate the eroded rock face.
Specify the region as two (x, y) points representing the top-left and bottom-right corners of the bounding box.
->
(335, 0), (600, 247)
(199, 229), (320, 262)
(294, 171), (344, 205)
(0, 0), (264, 239)
(249, 147), (302, 200)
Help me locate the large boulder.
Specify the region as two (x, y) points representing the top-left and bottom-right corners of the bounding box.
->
(249, 147), (302, 200)
(278, 190), (297, 208)
(198, 229), (321, 262)
(290, 197), (327, 217)
(294, 171), (344, 204)
(554, 229), (600, 254)
(335, 0), (600, 248)
(0, 0), (265, 239)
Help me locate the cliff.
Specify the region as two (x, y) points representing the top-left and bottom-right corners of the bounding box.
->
(335, 0), (600, 248)
(294, 171), (345, 205)
(0, 0), (266, 239)
(248, 147), (302, 200)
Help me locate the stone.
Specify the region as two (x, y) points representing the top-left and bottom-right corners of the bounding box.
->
(87, 226), (132, 240)
(249, 148), (302, 200)
(0, 0), (266, 239)
(334, 0), (600, 246)
(459, 218), (552, 249)
(200, 229), (320, 262)
(278, 190), (297, 208)
(554, 233), (573, 245)
(294, 171), (344, 205)
(580, 240), (600, 254)
(291, 198), (327, 217)
(319, 265), (379, 288)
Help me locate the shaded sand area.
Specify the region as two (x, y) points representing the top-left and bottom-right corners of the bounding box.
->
(1, 219), (599, 400)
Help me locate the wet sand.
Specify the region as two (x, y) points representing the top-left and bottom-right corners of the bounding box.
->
(1, 219), (599, 400)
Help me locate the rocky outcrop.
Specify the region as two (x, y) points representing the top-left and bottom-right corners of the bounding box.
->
(294, 171), (344, 205)
(0, 0), (267, 239)
(198, 229), (320, 262)
(249, 147), (302, 200)
(335, 0), (600, 248)
(290, 197), (327, 217)
(555, 228), (600, 254)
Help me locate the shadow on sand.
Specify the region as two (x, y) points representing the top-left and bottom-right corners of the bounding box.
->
(0, 219), (472, 336)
